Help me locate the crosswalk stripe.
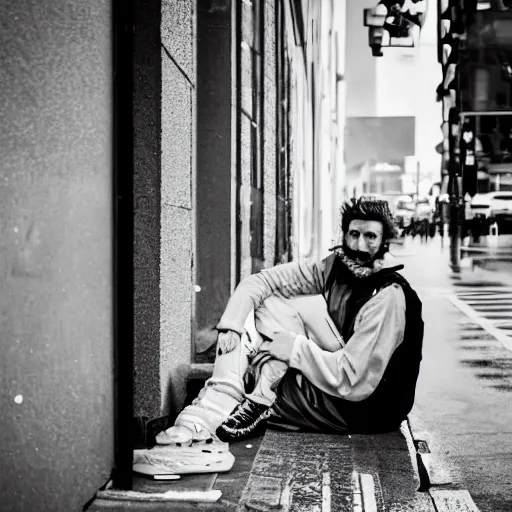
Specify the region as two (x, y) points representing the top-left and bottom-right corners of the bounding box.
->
(449, 285), (512, 353)
(471, 305), (512, 310)
(459, 294), (512, 300)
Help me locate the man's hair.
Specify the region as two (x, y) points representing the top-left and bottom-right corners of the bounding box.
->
(341, 197), (398, 242)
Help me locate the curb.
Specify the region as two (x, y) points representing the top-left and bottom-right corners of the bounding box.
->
(461, 246), (512, 255)
(405, 414), (481, 511)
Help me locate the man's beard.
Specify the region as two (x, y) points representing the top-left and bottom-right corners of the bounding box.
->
(342, 241), (376, 267)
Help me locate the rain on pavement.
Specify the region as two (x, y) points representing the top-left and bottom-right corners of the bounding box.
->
(393, 234), (512, 512)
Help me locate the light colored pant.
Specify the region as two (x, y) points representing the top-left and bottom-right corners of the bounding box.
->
(175, 294), (343, 433)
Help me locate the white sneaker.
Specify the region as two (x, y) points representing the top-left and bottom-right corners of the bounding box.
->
(155, 423), (212, 446)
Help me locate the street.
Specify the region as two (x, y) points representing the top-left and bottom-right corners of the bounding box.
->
(393, 235), (512, 512)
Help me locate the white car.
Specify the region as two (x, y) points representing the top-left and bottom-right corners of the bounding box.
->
(466, 191), (512, 221)
(414, 197), (434, 223)
(394, 196), (415, 228)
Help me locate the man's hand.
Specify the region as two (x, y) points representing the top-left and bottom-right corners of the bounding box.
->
(217, 330), (241, 355)
(259, 331), (297, 363)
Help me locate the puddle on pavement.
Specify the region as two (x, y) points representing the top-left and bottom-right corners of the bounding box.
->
(450, 311), (512, 392)
(475, 372), (512, 381)
(459, 334), (495, 341)
(460, 359), (512, 370)
(453, 281), (506, 288)
(490, 384), (512, 392)
(459, 323), (485, 332)
(457, 345), (495, 352)
(459, 358), (512, 391)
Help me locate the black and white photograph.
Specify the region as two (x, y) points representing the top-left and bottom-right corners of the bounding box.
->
(1, 0), (512, 510)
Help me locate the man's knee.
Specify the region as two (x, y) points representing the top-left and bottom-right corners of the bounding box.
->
(253, 294), (306, 338)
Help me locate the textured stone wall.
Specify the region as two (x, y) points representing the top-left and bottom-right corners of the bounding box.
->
(160, 0), (196, 416)
(0, 1), (114, 510)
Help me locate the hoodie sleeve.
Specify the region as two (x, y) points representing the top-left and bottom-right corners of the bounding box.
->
(288, 283), (406, 401)
(216, 258), (328, 335)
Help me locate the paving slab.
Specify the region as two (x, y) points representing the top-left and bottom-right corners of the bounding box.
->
(237, 428), (435, 512)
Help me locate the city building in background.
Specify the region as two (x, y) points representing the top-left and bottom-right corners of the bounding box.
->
(347, 0), (442, 206)
(435, 0), (512, 262)
(362, 0), (512, 260)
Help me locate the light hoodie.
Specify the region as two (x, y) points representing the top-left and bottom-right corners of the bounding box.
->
(217, 257), (406, 402)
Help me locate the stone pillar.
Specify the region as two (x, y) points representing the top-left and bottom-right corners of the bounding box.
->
(159, 0), (197, 416)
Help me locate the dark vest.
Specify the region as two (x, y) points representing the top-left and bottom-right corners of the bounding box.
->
(272, 254), (424, 434)
(321, 254), (424, 431)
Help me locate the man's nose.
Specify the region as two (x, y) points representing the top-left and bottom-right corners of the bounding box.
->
(356, 237), (368, 252)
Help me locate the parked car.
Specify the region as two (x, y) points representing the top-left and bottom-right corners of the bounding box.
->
(466, 191), (512, 222)
(465, 191), (512, 238)
(394, 196), (415, 233)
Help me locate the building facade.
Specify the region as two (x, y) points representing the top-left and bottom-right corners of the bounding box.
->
(137, 0), (347, 436)
(345, 0), (442, 199)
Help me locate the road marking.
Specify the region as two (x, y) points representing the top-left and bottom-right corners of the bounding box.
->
(322, 472), (331, 512)
(351, 471), (378, 512)
(448, 294), (512, 352)
(360, 474), (378, 512)
(352, 471), (363, 512)
(468, 305), (512, 310)
(280, 476), (291, 511)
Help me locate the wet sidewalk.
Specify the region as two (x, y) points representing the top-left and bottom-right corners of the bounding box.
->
(397, 236), (512, 512)
(90, 235), (485, 511)
(90, 424), (433, 511)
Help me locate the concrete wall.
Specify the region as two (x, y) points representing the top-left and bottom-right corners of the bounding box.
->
(0, 1), (114, 510)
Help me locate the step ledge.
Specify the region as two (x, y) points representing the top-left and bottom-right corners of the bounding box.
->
(95, 488), (222, 503)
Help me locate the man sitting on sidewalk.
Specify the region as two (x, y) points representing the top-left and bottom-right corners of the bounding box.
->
(156, 197), (424, 445)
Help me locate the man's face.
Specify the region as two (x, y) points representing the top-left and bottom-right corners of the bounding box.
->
(344, 219), (384, 265)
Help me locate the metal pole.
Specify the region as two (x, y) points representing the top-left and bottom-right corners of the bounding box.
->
(416, 161), (420, 198)
(448, 109), (461, 272)
(449, 206), (461, 272)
